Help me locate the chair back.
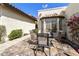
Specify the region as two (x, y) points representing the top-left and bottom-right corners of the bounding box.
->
(37, 33), (49, 47)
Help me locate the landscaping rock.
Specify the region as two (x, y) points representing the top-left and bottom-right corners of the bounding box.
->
(62, 44), (79, 56)
(51, 39), (79, 56)
(1, 37), (79, 56)
(51, 39), (63, 49)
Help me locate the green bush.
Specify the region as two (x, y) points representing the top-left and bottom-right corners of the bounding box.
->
(32, 29), (39, 34)
(8, 29), (23, 40)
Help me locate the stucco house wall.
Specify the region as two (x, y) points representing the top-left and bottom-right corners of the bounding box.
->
(0, 4), (36, 36)
(0, 6), (1, 19)
(65, 3), (79, 19)
(38, 6), (67, 18)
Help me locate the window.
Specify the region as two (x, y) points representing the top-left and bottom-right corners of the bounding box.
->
(45, 18), (57, 33)
(59, 18), (63, 30)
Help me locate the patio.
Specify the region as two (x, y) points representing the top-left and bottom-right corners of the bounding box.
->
(0, 35), (79, 56)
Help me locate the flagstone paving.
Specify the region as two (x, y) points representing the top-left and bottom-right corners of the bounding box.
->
(1, 37), (79, 56)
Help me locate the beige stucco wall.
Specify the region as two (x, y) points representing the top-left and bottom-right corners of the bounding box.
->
(0, 6), (1, 19)
(65, 3), (79, 19)
(38, 6), (67, 18)
(0, 6), (35, 35)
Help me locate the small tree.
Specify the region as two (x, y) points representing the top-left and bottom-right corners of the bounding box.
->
(67, 15), (79, 43)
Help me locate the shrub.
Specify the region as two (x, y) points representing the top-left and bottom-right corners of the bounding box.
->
(8, 29), (23, 40)
(32, 29), (39, 34)
(0, 25), (6, 41)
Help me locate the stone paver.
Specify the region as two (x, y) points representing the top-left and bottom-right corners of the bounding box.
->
(1, 37), (79, 56)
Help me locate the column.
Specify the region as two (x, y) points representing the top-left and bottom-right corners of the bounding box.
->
(57, 18), (60, 35)
(43, 19), (46, 33)
(41, 20), (43, 33)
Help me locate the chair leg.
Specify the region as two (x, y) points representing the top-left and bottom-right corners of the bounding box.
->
(33, 49), (36, 56)
(42, 47), (44, 52)
(35, 46), (38, 56)
(49, 47), (51, 56)
(33, 46), (38, 56)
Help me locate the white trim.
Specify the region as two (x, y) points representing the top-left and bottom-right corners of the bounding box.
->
(38, 6), (67, 12)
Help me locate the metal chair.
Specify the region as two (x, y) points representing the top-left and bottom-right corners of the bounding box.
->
(34, 33), (51, 56)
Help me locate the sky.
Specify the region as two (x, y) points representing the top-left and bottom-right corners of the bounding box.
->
(11, 3), (69, 17)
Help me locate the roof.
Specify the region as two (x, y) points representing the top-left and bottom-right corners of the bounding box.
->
(0, 3), (37, 21)
(40, 15), (65, 20)
(38, 6), (67, 12)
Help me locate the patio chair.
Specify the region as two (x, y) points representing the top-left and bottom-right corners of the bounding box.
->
(33, 33), (51, 56)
